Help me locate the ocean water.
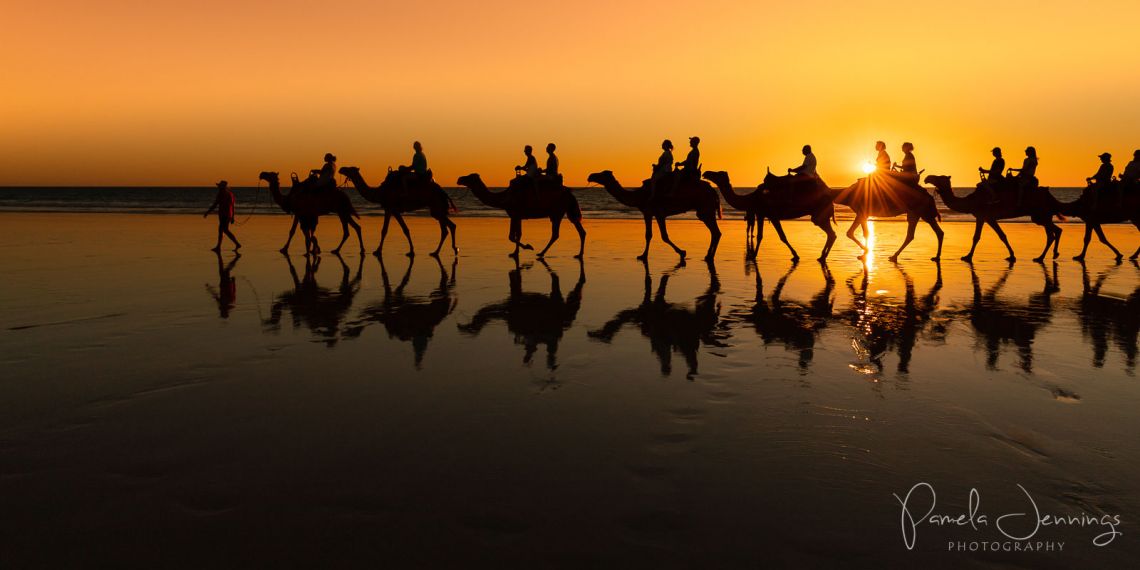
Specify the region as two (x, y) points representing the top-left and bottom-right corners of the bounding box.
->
(0, 184), (1093, 223)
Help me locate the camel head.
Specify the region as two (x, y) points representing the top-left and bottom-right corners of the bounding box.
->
(586, 170), (615, 186)
(456, 173), (482, 188)
(338, 166), (360, 178)
(258, 171), (279, 183)
(702, 171), (730, 188)
(924, 174), (952, 191)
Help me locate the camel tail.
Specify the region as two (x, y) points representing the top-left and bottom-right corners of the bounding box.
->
(447, 196), (459, 214)
(716, 195), (723, 220)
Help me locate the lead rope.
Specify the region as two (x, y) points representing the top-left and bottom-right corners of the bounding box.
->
(234, 180), (263, 226)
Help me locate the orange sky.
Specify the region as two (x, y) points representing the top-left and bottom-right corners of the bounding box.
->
(2, 0), (1138, 187)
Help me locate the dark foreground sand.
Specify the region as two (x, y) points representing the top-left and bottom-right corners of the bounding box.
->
(1, 214), (1138, 568)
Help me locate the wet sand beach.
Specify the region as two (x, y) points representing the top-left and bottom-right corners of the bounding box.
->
(1, 213), (1138, 568)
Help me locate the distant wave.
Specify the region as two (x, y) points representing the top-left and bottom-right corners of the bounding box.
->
(0, 185), (1097, 223)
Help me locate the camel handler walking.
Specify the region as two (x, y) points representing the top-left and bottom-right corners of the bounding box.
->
(204, 180), (242, 252)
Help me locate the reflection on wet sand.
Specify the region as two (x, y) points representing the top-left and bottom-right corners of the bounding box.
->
(263, 253), (362, 347)
(957, 262), (1059, 373)
(205, 251), (240, 319)
(1074, 261), (1140, 372)
(457, 258), (585, 369)
(728, 260), (835, 372)
(842, 262), (945, 377)
(345, 256), (458, 368)
(588, 260), (726, 379)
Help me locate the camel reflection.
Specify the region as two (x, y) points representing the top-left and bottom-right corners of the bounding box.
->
(345, 256), (458, 368)
(588, 260), (725, 379)
(730, 261), (835, 371)
(843, 262), (945, 376)
(1073, 261), (1139, 372)
(457, 258), (585, 370)
(954, 262), (1058, 373)
(205, 251), (240, 319)
(263, 253), (363, 347)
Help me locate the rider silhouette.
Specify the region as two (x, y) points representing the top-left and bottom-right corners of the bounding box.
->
(1007, 146), (1039, 206)
(1087, 152), (1114, 207)
(788, 144), (818, 179)
(979, 147), (1005, 203)
(874, 141), (891, 172)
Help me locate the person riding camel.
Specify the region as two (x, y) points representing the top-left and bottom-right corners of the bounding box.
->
(513, 145), (541, 204)
(1007, 146), (1039, 207)
(1120, 150), (1140, 186)
(540, 143), (560, 184)
(979, 147), (1005, 203)
(297, 152), (337, 193)
(874, 141), (891, 173)
(891, 142), (919, 185)
(648, 139), (674, 202)
(1086, 152), (1114, 208)
(399, 141), (430, 195)
(676, 137), (701, 180)
(788, 144), (818, 179)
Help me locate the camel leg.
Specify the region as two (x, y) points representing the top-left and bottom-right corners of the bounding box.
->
(889, 216), (920, 262)
(928, 215), (944, 261)
(349, 217), (365, 254)
(638, 215), (653, 261)
(430, 216), (448, 257)
(394, 214), (414, 257)
(748, 219), (764, 260)
(986, 220), (1015, 262)
(962, 220), (984, 262)
(376, 213), (392, 256)
(700, 214), (721, 262)
(1073, 224), (1093, 261)
(1033, 222), (1055, 263)
(282, 217), (299, 253)
(770, 219), (798, 261)
(746, 212), (755, 241)
(1052, 225), (1062, 259)
(331, 218), (350, 254)
(1093, 224), (1123, 261)
(845, 215), (869, 258)
(447, 217), (458, 254)
(537, 215), (563, 258)
(816, 216), (836, 261)
(570, 216), (586, 259)
(1132, 221), (1140, 260)
(656, 216), (687, 260)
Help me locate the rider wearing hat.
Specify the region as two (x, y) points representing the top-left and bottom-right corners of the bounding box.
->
(979, 147), (1005, 202)
(676, 136), (701, 180)
(1087, 152), (1114, 207)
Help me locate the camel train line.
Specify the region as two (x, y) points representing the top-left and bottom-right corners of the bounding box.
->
(252, 160), (1140, 264)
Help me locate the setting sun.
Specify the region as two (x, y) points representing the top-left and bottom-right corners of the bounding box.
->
(861, 162), (875, 175)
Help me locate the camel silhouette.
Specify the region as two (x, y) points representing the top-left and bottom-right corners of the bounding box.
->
(841, 262), (945, 375)
(263, 252), (362, 348)
(338, 166), (458, 258)
(954, 262), (1059, 373)
(727, 260), (836, 372)
(259, 171), (364, 255)
(586, 170), (722, 261)
(344, 255), (458, 369)
(831, 173), (944, 262)
(925, 175), (1064, 263)
(1058, 182), (1140, 261)
(702, 170), (837, 261)
(205, 251), (240, 319)
(456, 173), (586, 259)
(457, 258), (585, 370)
(1072, 260), (1140, 372)
(587, 260), (726, 379)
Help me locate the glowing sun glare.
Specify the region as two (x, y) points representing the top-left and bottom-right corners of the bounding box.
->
(861, 162), (875, 174)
